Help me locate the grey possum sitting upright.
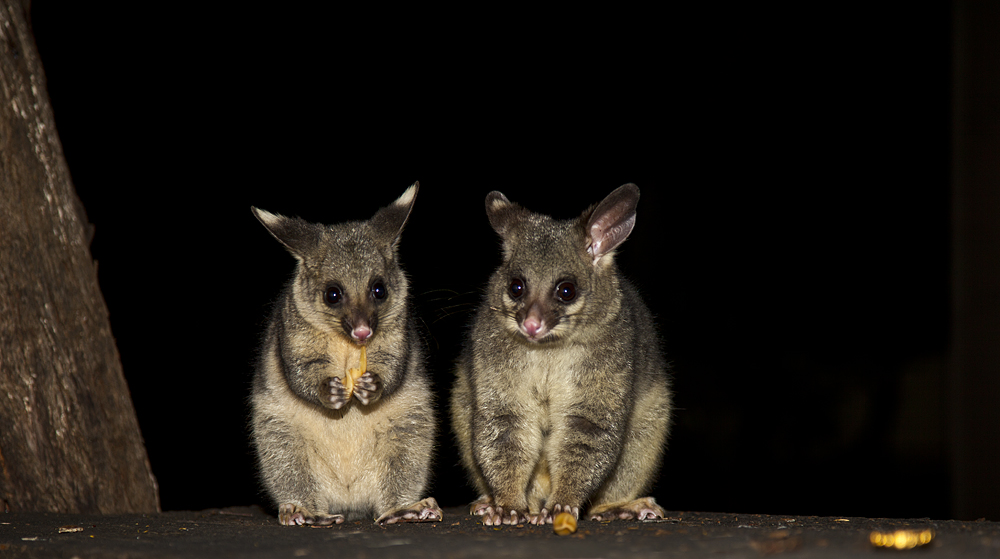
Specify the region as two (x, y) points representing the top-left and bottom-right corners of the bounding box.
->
(451, 183), (672, 526)
(250, 183), (441, 526)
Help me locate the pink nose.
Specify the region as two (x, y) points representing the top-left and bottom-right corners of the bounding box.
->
(522, 317), (543, 337)
(352, 326), (372, 341)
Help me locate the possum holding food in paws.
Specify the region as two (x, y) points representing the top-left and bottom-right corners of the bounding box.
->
(451, 184), (672, 526)
(251, 183), (440, 526)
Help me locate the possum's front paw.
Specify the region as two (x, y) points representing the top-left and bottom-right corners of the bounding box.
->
(531, 503), (579, 525)
(352, 370), (383, 405)
(323, 376), (351, 410)
(278, 503), (345, 526)
(481, 504), (529, 526)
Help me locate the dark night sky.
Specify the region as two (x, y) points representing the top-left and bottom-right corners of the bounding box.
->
(29, 5), (953, 518)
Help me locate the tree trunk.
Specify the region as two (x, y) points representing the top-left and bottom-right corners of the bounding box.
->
(0, 1), (159, 513)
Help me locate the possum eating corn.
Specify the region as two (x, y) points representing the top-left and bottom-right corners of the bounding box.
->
(344, 346), (367, 397)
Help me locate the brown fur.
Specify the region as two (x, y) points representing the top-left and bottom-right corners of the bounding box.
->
(451, 184), (672, 526)
(251, 184), (440, 525)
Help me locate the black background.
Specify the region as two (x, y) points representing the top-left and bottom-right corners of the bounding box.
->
(29, 5), (953, 519)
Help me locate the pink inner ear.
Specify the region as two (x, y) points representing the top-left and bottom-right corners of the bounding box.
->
(589, 222), (607, 257)
(589, 213), (636, 260)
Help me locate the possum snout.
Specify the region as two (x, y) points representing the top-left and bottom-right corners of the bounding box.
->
(517, 301), (554, 342)
(343, 311), (378, 344)
(352, 324), (372, 341)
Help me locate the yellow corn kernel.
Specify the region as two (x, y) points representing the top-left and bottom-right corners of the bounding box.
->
(553, 512), (577, 535)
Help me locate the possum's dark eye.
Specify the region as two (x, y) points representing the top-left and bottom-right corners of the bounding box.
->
(555, 281), (576, 303)
(371, 281), (387, 300)
(508, 278), (525, 299)
(324, 285), (343, 306)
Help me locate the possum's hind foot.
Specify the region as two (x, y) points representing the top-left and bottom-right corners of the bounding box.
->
(588, 496), (665, 521)
(278, 503), (345, 526)
(470, 494), (493, 516)
(376, 497), (443, 525)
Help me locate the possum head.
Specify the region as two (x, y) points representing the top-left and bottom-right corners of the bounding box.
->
(484, 183), (638, 344)
(252, 183), (418, 345)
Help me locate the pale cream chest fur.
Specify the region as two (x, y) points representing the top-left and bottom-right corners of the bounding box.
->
(256, 337), (426, 510)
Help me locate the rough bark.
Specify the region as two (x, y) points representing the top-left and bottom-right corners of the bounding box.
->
(0, 1), (159, 513)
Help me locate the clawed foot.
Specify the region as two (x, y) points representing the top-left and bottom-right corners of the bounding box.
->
(323, 376), (350, 410)
(353, 370), (382, 405)
(376, 497), (442, 525)
(588, 496), (665, 521)
(470, 495), (493, 516)
(480, 505), (529, 526)
(278, 503), (344, 526)
(530, 503), (579, 525)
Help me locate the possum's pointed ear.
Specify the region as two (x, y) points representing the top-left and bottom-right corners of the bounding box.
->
(584, 183), (639, 265)
(252, 206), (318, 260)
(485, 191), (531, 258)
(485, 191), (529, 238)
(371, 181), (418, 249)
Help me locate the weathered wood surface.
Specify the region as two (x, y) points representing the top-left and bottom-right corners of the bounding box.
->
(0, 0), (159, 513)
(0, 506), (993, 558)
